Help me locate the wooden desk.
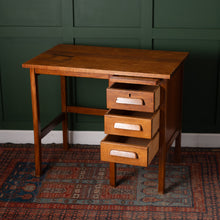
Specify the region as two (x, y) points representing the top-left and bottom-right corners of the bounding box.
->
(22, 44), (188, 194)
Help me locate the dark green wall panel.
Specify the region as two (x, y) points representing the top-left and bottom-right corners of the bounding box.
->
(0, 0), (62, 27)
(74, 0), (141, 27)
(154, 39), (220, 132)
(75, 38), (141, 48)
(0, 0), (219, 133)
(154, 0), (220, 28)
(72, 77), (107, 131)
(75, 78), (107, 109)
(0, 38), (62, 129)
(38, 75), (62, 129)
(74, 77), (107, 130)
(0, 60), (3, 127)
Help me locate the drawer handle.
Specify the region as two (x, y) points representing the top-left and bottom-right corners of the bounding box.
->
(116, 97), (143, 105)
(114, 122), (141, 131)
(110, 150), (137, 159)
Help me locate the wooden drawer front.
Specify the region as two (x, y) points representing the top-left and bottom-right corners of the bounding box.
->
(101, 133), (159, 167)
(107, 83), (160, 113)
(105, 109), (160, 139)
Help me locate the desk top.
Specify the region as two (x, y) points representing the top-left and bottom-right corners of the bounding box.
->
(22, 44), (188, 79)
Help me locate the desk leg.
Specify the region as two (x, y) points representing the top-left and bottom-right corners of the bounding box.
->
(30, 69), (41, 177)
(158, 80), (168, 194)
(61, 76), (69, 150)
(108, 79), (116, 187)
(109, 162), (116, 187)
(174, 132), (181, 162)
(174, 65), (183, 163)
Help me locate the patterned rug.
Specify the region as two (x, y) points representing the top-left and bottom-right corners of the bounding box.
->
(0, 144), (219, 220)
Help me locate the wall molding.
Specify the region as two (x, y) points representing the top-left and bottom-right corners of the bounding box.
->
(0, 130), (220, 148)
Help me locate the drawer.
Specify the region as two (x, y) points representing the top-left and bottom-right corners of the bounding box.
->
(107, 83), (160, 112)
(105, 109), (160, 139)
(101, 133), (159, 167)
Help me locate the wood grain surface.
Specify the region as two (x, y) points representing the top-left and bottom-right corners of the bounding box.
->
(22, 44), (188, 79)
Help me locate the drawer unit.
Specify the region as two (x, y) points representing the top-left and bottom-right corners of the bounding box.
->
(104, 79), (161, 187)
(107, 83), (160, 113)
(101, 133), (159, 167)
(105, 109), (160, 139)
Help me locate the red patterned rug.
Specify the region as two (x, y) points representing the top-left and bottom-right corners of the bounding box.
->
(0, 144), (219, 219)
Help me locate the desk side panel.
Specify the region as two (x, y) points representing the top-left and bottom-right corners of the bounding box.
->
(165, 65), (183, 147)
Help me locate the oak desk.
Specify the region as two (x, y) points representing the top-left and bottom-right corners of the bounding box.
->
(22, 44), (188, 194)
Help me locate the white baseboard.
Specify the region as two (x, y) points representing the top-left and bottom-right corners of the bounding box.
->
(0, 130), (220, 148)
(0, 130), (105, 145)
(180, 133), (220, 148)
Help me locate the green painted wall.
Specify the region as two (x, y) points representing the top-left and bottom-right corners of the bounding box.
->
(0, 0), (220, 132)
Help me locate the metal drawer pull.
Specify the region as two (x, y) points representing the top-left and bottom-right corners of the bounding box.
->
(116, 97), (143, 105)
(114, 122), (141, 131)
(110, 150), (137, 159)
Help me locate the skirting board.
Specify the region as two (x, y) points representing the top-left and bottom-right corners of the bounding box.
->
(0, 130), (220, 148)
